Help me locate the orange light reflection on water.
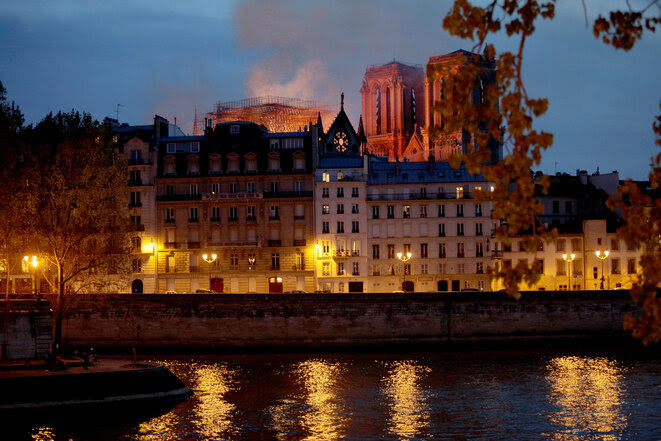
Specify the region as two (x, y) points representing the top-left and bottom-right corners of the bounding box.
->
(545, 356), (627, 440)
(382, 360), (432, 439)
(293, 360), (347, 441)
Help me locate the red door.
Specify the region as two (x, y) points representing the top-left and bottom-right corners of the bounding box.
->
(210, 277), (224, 293)
(269, 277), (283, 293)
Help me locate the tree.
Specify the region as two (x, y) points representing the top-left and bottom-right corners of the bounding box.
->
(0, 81), (28, 298)
(439, 1), (660, 341)
(23, 110), (130, 361)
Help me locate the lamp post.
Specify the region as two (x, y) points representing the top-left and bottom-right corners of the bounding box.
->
(150, 241), (158, 294)
(396, 251), (412, 291)
(202, 253), (217, 291)
(23, 255), (38, 296)
(248, 255), (256, 270)
(595, 250), (610, 290)
(562, 253), (575, 290)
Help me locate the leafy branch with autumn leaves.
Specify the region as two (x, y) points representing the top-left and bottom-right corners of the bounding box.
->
(436, 0), (660, 343)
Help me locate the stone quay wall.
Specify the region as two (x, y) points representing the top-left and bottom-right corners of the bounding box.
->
(56, 291), (637, 350)
(1, 300), (51, 360)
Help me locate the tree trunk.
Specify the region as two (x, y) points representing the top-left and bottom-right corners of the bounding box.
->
(49, 265), (65, 370)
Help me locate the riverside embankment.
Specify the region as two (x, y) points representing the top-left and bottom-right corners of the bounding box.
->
(55, 290), (637, 350)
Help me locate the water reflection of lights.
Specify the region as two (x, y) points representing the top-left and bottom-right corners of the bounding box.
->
(136, 361), (237, 440)
(382, 361), (432, 439)
(293, 360), (347, 441)
(30, 426), (55, 441)
(545, 356), (626, 440)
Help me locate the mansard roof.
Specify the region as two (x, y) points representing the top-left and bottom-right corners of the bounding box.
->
(368, 158), (487, 184)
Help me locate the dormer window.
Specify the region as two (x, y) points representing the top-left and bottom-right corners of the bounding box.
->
(230, 125), (240, 134)
(268, 152), (280, 172)
(164, 156), (176, 176)
(187, 155), (200, 175)
(292, 151), (305, 171)
(227, 153), (240, 174)
(209, 154), (221, 175)
(337, 171), (344, 180)
(245, 152), (257, 173)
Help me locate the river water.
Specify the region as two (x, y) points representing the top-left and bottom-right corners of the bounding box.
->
(13, 348), (661, 440)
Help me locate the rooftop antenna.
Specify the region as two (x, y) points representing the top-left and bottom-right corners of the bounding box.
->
(116, 103), (124, 121)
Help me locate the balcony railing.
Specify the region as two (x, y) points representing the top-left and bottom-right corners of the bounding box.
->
(187, 242), (200, 249)
(366, 191), (473, 201)
(293, 239), (306, 246)
(157, 194), (202, 202)
(267, 240), (282, 247)
(263, 191), (313, 198)
(130, 224), (145, 232)
(163, 242), (179, 249)
(202, 192), (263, 201)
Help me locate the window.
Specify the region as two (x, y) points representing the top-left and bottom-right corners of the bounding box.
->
(166, 185), (174, 196)
(322, 222), (330, 234)
(322, 204), (330, 215)
(211, 207), (220, 221)
(351, 239), (360, 256)
(457, 263), (465, 274)
(387, 244), (395, 259)
(270, 206), (279, 220)
(352, 221), (359, 233)
(322, 173), (330, 183)
(130, 170), (141, 185)
(420, 205), (427, 218)
(294, 181), (304, 194)
(476, 223), (483, 236)
(611, 258), (620, 275)
(536, 259), (544, 274)
(571, 238), (582, 252)
(293, 155), (305, 171)
(476, 243), (484, 257)
(337, 221), (344, 233)
(270, 181), (279, 193)
(132, 258), (142, 273)
(130, 191), (141, 207)
(456, 204), (464, 217)
(337, 187), (344, 198)
(321, 188), (330, 198)
(457, 243), (465, 258)
(271, 254), (280, 270)
(268, 153), (280, 171)
(552, 201), (560, 214)
(352, 204), (359, 214)
(230, 254), (239, 267)
(337, 204), (344, 214)
(438, 204), (445, 217)
(404, 264), (411, 275)
(131, 236), (141, 251)
(557, 239), (566, 252)
(420, 243), (428, 258)
(628, 259), (636, 274)
(337, 262), (345, 276)
(352, 187), (359, 197)
(456, 186), (464, 199)
(388, 264), (395, 275)
(475, 204), (482, 216)
(210, 183), (220, 194)
(457, 223), (464, 236)
(556, 259), (567, 275)
(387, 205), (395, 219)
(165, 208), (175, 222)
(476, 262), (484, 274)
(439, 243), (446, 258)
(247, 182), (255, 193)
(565, 201), (573, 214)
(372, 264), (381, 276)
(372, 245), (380, 259)
(352, 262), (360, 276)
(403, 205), (410, 218)
(420, 264), (428, 275)
(322, 241), (330, 255)
(247, 206), (256, 220)
(438, 223), (446, 237)
(611, 239), (619, 251)
(230, 125), (240, 134)
(229, 206), (238, 221)
(229, 183), (237, 193)
(245, 154), (257, 172)
(296, 252), (305, 270)
(190, 184), (198, 195)
(322, 262), (330, 276)
(372, 206), (380, 219)
(438, 263), (446, 274)
(189, 207), (198, 222)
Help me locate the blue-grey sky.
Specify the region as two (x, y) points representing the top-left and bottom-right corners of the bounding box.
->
(0, 0), (658, 179)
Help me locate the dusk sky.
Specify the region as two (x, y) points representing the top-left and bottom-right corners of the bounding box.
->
(1, 0), (658, 179)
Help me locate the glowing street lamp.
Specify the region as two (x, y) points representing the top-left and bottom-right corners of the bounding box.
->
(595, 250), (610, 290)
(23, 255), (38, 296)
(562, 253), (575, 290)
(396, 251), (412, 290)
(202, 253), (217, 292)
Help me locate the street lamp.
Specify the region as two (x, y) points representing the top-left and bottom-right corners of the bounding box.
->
(595, 250), (610, 290)
(396, 251), (412, 291)
(562, 253), (575, 290)
(248, 255), (256, 270)
(23, 255), (38, 296)
(202, 253), (217, 291)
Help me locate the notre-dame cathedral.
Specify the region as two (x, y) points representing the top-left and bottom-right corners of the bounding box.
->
(360, 50), (501, 163)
